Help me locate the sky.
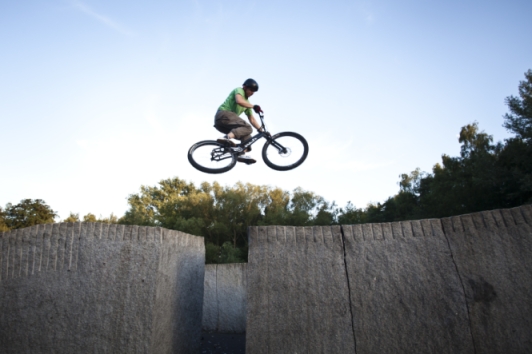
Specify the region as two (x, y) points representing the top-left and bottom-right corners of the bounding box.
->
(1, 0), (531, 220)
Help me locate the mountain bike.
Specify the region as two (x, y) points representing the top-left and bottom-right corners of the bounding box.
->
(188, 112), (309, 174)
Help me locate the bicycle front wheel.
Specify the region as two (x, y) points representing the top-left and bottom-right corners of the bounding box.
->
(188, 140), (237, 174)
(262, 132), (309, 171)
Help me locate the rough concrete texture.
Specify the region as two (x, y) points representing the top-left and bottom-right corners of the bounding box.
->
(247, 226), (355, 354)
(247, 205), (532, 354)
(343, 220), (473, 353)
(442, 205), (532, 353)
(203, 264), (218, 331)
(202, 263), (247, 333)
(0, 222), (205, 354)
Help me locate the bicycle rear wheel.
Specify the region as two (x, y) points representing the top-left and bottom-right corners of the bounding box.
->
(188, 140), (237, 173)
(262, 132), (309, 171)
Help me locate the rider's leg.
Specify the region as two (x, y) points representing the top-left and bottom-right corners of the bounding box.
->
(225, 132), (250, 151)
(214, 111), (252, 143)
(214, 111), (255, 163)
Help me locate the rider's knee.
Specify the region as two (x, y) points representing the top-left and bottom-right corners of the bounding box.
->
(244, 125), (253, 135)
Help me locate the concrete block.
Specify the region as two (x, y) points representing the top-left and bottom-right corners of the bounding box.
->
(246, 225), (355, 354)
(0, 231), (4, 281)
(521, 204), (532, 223)
(445, 206), (532, 353)
(7, 229), (17, 279)
(344, 220), (473, 354)
(202, 264), (218, 331)
(217, 263), (247, 333)
(202, 263), (247, 333)
(0, 223), (204, 354)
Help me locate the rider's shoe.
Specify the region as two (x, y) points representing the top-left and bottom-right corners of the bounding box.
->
(237, 154), (256, 165)
(217, 136), (237, 147)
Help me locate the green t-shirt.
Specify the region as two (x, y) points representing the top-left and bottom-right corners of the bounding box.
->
(218, 87), (253, 117)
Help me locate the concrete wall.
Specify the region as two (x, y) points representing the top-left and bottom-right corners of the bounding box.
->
(442, 207), (532, 353)
(246, 205), (532, 354)
(0, 223), (205, 354)
(202, 263), (247, 333)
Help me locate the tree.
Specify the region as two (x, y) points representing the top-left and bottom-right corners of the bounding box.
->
(503, 69), (532, 141)
(83, 213), (98, 222)
(498, 69), (532, 205)
(497, 137), (532, 205)
(337, 202), (367, 224)
(62, 212), (120, 224)
(211, 182), (266, 248)
(0, 207), (9, 232)
(313, 201), (337, 225)
(260, 188), (291, 225)
(98, 213), (120, 224)
(120, 177), (339, 263)
(64, 213), (80, 222)
(3, 199), (56, 230)
(354, 121), (509, 222)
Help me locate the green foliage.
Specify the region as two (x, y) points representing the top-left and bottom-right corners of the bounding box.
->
(83, 213), (98, 222)
(220, 242), (245, 263)
(97, 213), (120, 224)
(63, 212), (80, 223)
(2, 199), (57, 230)
(496, 137), (532, 205)
(120, 177), (336, 262)
(424, 123), (502, 216)
(204, 242), (246, 264)
(503, 69), (532, 141)
(337, 202), (367, 224)
(205, 242), (220, 264)
(0, 207), (10, 232)
(62, 212), (120, 224)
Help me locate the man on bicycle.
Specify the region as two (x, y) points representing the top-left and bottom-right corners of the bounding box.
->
(215, 78), (264, 165)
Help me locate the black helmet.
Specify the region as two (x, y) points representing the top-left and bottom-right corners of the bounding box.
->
(243, 78), (259, 92)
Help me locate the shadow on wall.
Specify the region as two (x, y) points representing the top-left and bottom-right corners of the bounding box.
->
(203, 263), (247, 333)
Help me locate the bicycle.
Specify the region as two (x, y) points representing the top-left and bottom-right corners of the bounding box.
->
(188, 112), (309, 174)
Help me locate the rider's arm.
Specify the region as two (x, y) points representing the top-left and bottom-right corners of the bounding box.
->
(235, 94), (254, 109)
(236, 93), (263, 131)
(247, 114), (263, 131)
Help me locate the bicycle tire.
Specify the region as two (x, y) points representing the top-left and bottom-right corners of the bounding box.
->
(262, 132), (309, 171)
(188, 140), (237, 174)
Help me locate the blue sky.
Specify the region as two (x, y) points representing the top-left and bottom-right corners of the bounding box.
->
(1, 0), (531, 220)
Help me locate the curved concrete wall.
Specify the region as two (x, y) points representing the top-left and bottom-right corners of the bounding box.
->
(203, 263), (247, 333)
(246, 205), (532, 354)
(0, 223), (205, 354)
(442, 207), (532, 353)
